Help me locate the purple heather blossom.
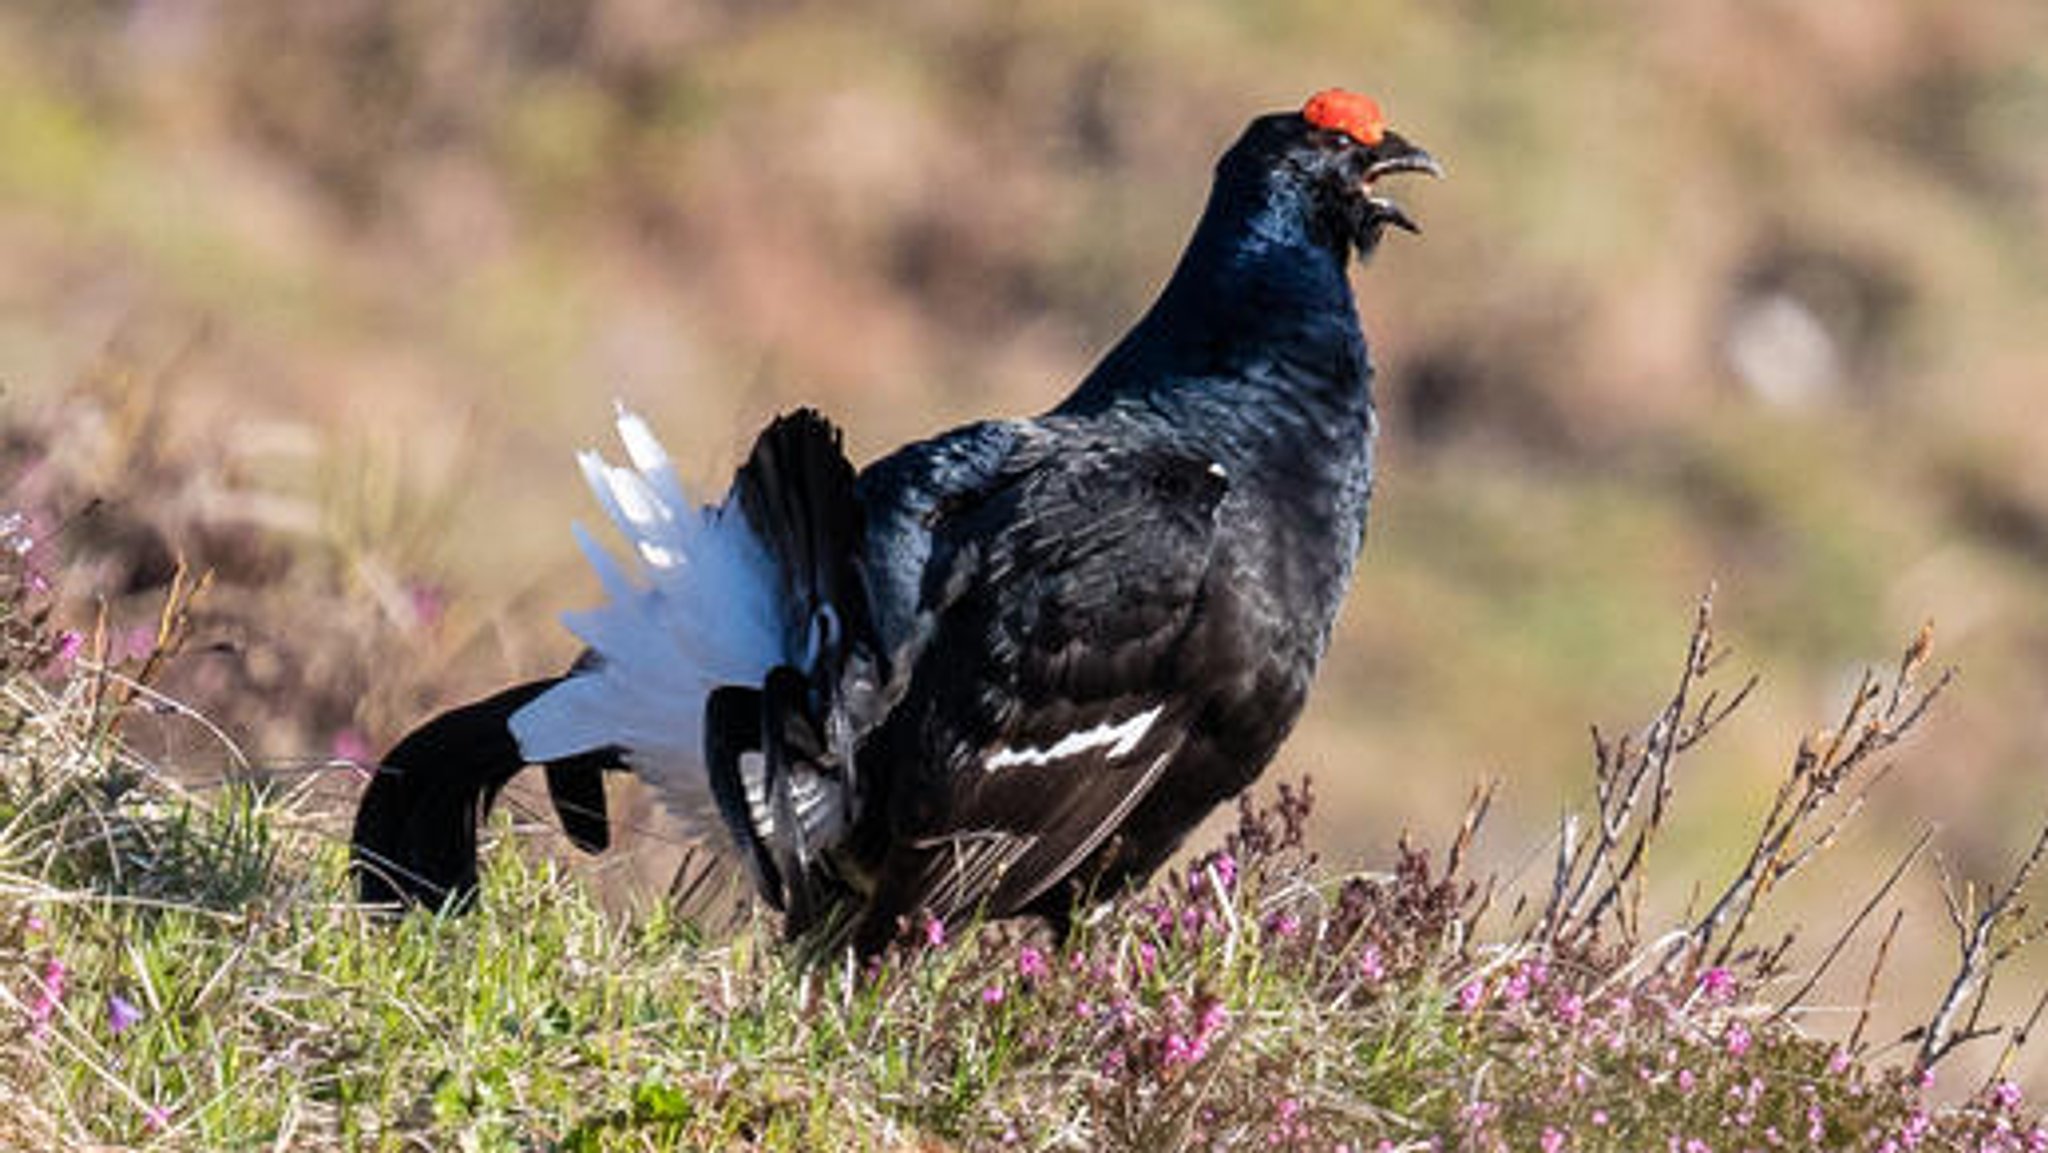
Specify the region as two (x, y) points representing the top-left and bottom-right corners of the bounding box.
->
(1210, 853), (1237, 891)
(1016, 944), (1048, 981)
(1264, 910), (1302, 940)
(1358, 945), (1385, 984)
(1724, 1021), (1752, 1057)
(981, 983), (1005, 1006)
(28, 957), (67, 1037)
(923, 916), (946, 948)
(1900, 1108), (1931, 1147)
(1555, 992), (1585, 1026)
(1541, 1126), (1566, 1152)
(107, 993), (143, 1036)
(52, 630), (83, 669)
(1503, 966), (1531, 1005)
(1162, 1031), (1201, 1068)
(1995, 1080), (2025, 1111)
(1457, 979), (1486, 1013)
(144, 1104), (170, 1131)
(1698, 966), (1735, 1001)
(1459, 1100), (1498, 1130)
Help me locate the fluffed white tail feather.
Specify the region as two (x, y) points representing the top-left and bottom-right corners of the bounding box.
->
(509, 407), (790, 838)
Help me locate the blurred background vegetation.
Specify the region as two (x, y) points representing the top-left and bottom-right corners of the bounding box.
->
(3, 0), (2047, 1090)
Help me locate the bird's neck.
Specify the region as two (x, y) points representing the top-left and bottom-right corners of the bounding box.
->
(1057, 176), (1373, 425)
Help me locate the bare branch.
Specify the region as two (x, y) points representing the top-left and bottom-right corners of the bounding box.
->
(1916, 816), (2048, 1073)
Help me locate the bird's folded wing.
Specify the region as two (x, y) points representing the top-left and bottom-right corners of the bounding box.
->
(863, 429), (1231, 928)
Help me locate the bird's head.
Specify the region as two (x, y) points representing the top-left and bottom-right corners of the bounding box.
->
(1221, 90), (1442, 260)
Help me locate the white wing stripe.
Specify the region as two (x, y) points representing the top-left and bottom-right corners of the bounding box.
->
(983, 704), (1164, 772)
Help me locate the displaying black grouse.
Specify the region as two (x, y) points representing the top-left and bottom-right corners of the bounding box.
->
(351, 89), (1439, 955)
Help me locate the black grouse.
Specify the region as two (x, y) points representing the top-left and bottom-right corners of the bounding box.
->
(351, 89), (1439, 955)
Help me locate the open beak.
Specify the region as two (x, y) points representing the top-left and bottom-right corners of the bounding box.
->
(1362, 130), (1444, 235)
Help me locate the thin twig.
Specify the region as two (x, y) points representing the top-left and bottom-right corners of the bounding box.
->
(1769, 827), (1933, 1026)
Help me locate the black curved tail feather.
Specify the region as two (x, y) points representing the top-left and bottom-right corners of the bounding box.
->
(350, 677), (619, 909)
(709, 410), (878, 935)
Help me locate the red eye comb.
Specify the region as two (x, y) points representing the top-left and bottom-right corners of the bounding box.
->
(1301, 89), (1387, 147)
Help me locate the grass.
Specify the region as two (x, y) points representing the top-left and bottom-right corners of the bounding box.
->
(4, 533), (2047, 1149)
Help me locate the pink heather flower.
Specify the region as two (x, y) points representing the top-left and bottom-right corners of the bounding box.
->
(52, 630), (83, 668)
(1901, 1109), (1931, 1147)
(1264, 911), (1302, 940)
(1075, 1000), (1095, 1020)
(1503, 967), (1531, 1005)
(1358, 945), (1385, 984)
(1677, 1068), (1696, 1093)
(1698, 966), (1736, 1001)
(1136, 942), (1157, 974)
(1916, 1067), (1935, 1090)
(1198, 1000), (1230, 1040)
(1995, 1080), (2025, 1111)
(1460, 1100), (1497, 1130)
(923, 916), (946, 948)
(1724, 1022), (1752, 1057)
(1162, 1031), (1200, 1068)
(24, 912), (46, 936)
(1806, 1104), (1826, 1143)
(1591, 1110), (1609, 1128)
(144, 1104), (170, 1131)
(1017, 944), (1048, 981)
(1555, 992), (1585, 1026)
(1827, 1049), (1851, 1075)
(1211, 853), (1237, 891)
(1457, 980), (1486, 1013)
(1541, 1126), (1566, 1152)
(1683, 1140), (1710, 1153)
(107, 994), (143, 1036)
(981, 983), (1005, 1006)
(28, 957), (67, 1036)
